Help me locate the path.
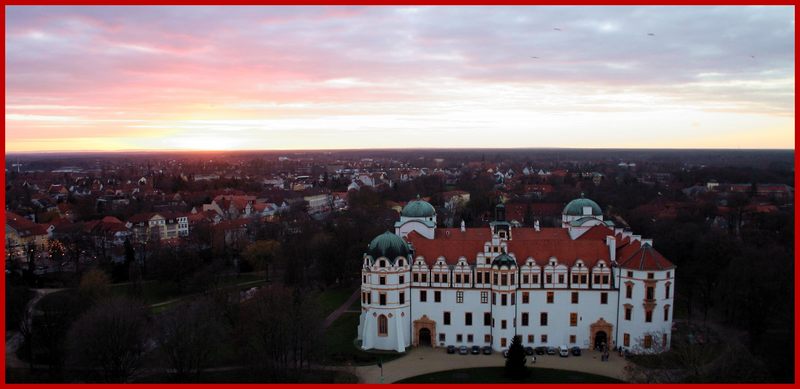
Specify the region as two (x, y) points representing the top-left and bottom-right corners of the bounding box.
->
(6, 288), (67, 369)
(323, 289), (360, 328)
(354, 347), (628, 383)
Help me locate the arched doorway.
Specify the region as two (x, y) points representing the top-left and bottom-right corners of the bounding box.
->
(419, 328), (432, 347)
(594, 331), (608, 350)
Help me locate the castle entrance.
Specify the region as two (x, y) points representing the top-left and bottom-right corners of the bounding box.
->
(418, 328), (432, 347)
(413, 315), (437, 348)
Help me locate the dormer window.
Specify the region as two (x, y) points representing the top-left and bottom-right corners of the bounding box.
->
(379, 260), (386, 268)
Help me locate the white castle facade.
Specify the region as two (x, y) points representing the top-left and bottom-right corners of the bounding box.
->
(358, 196), (675, 354)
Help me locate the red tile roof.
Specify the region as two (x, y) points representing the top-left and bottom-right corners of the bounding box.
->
(618, 243), (675, 271)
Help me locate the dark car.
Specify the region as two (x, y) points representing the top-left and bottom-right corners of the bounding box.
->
(534, 346), (547, 355)
(546, 346), (557, 355)
(482, 346), (492, 355)
(446, 345), (456, 354)
(471, 345), (481, 355)
(571, 346), (582, 356)
(459, 346), (469, 355)
(524, 346), (535, 355)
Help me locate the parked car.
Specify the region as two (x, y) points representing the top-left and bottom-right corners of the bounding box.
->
(534, 346), (547, 355)
(571, 346), (582, 356)
(524, 346), (535, 355)
(559, 345), (570, 357)
(471, 346), (481, 355)
(446, 345), (456, 354)
(546, 346), (557, 355)
(459, 346), (469, 355)
(482, 346), (492, 355)
(502, 349), (509, 358)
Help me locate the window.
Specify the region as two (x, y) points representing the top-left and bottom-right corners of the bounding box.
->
(420, 290), (427, 302)
(667, 271), (671, 279)
(522, 292), (529, 304)
(477, 272), (483, 284)
(600, 292), (608, 304)
(484, 334), (491, 343)
(647, 273), (654, 279)
(465, 312), (472, 326)
(523, 274), (529, 284)
(501, 338), (507, 347)
(457, 334), (463, 342)
(421, 273), (427, 283)
(626, 284), (633, 299)
(368, 293), (372, 304)
(646, 286), (654, 300)
(593, 275), (600, 285)
(528, 334), (534, 343)
(570, 313), (578, 326)
(546, 274), (552, 284)
(570, 335), (576, 344)
(399, 275), (404, 284)
(501, 294), (507, 306)
(363, 275), (367, 283)
(664, 306), (670, 321)
(547, 291), (554, 303)
(625, 307), (632, 321)
(581, 274), (588, 284)
(379, 293), (386, 306)
(511, 292), (515, 305)
(493, 273), (498, 285)
(532, 274), (539, 284)
(627, 271), (633, 278)
(456, 274), (462, 284)
(435, 291), (441, 303)
(602, 275), (609, 285)
(413, 273), (419, 283)
(379, 276), (386, 285)
(399, 292), (405, 304)
(444, 312), (451, 325)
(572, 274), (579, 284)
(501, 320), (507, 329)
(540, 312), (548, 326)
(439, 333), (446, 342)
(481, 291), (488, 304)
(380, 260), (386, 267)
(501, 274), (508, 286)
(492, 293), (497, 305)
(522, 312), (529, 326)
(623, 333), (630, 347)
(571, 292), (579, 304)
(468, 334), (474, 343)
(665, 283), (671, 299)
(378, 315), (388, 336)
(645, 309), (653, 323)
(442, 274), (448, 284)
(464, 275), (470, 284)
(558, 274), (565, 284)
(434, 274), (440, 283)
(644, 335), (653, 349)
(457, 291), (464, 303)
(484, 312), (491, 326)
(541, 334), (548, 343)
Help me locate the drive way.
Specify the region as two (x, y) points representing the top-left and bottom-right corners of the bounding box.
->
(354, 346), (628, 383)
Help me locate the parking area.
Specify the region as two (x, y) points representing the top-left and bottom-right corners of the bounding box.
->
(354, 346), (629, 383)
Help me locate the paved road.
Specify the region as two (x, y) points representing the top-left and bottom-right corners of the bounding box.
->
(323, 289), (360, 329)
(6, 288), (67, 369)
(354, 346), (628, 383)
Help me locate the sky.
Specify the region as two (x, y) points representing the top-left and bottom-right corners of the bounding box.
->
(5, 6), (795, 152)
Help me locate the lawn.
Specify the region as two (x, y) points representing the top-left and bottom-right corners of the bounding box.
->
(110, 272), (266, 307)
(134, 368), (358, 383)
(396, 367), (623, 383)
(323, 312), (405, 366)
(316, 286), (357, 316)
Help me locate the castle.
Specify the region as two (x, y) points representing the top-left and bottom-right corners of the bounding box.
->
(358, 196), (675, 354)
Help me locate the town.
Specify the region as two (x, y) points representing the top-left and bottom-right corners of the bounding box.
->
(5, 148), (794, 383)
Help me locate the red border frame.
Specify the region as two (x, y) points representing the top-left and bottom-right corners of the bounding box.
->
(1, 2), (797, 387)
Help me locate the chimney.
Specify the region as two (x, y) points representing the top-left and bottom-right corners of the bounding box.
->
(534, 220), (540, 232)
(460, 220), (466, 232)
(605, 236), (617, 261)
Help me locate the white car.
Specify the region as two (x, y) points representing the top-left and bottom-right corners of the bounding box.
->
(558, 345), (569, 357)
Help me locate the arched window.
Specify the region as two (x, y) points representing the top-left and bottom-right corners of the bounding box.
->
(378, 315), (388, 336)
(379, 260), (386, 268)
(397, 259), (404, 267)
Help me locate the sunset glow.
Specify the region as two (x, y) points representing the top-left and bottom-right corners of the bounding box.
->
(5, 6), (795, 152)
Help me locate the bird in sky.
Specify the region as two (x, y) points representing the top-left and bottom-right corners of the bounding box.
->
(647, 32), (655, 36)
(553, 27), (562, 31)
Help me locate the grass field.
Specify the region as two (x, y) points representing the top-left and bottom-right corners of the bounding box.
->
(316, 286), (356, 316)
(323, 312), (405, 366)
(396, 367), (623, 383)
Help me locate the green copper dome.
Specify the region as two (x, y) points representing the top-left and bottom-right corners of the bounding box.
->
(491, 253), (517, 268)
(563, 196), (602, 216)
(367, 231), (410, 263)
(401, 198), (436, 218)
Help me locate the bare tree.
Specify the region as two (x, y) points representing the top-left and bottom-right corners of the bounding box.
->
(66, 297), (149, 382)
(154, 298), (224, 380)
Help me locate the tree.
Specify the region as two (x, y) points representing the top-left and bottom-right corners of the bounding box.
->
(241, 240), (280, 282)
(78, 268), (111, 301)
(155, 299), (224, 380)
(504, 335), (529, 379)
(67, 297), (149, 382)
